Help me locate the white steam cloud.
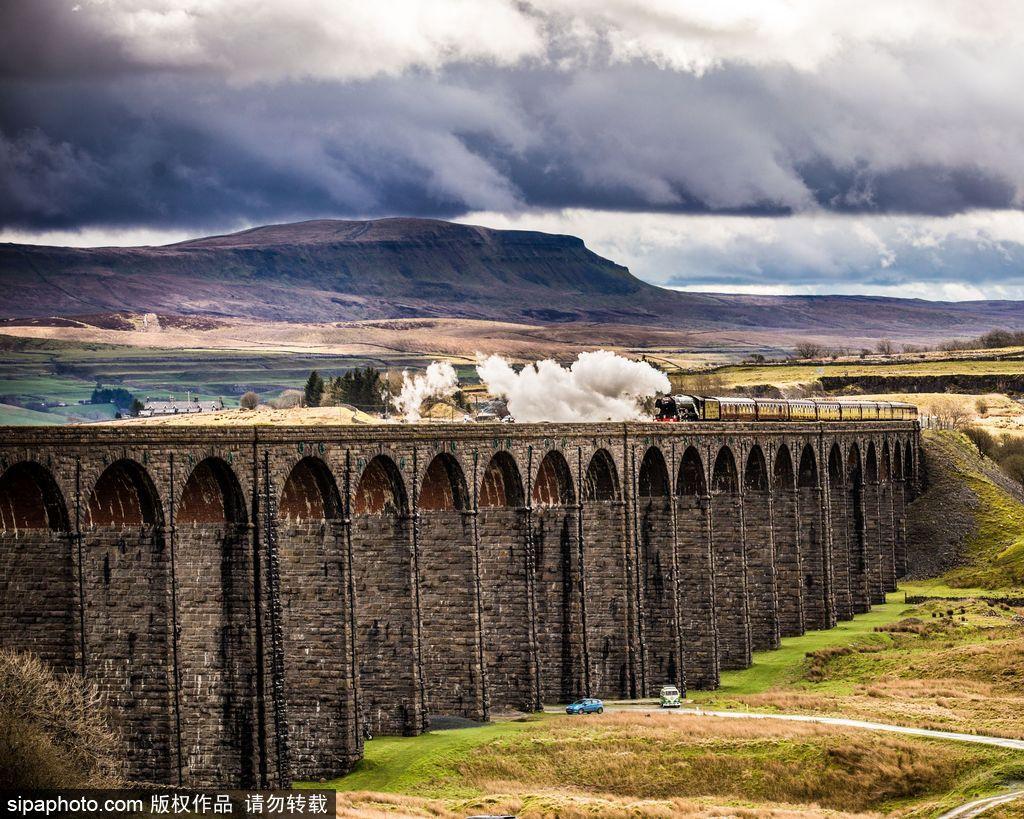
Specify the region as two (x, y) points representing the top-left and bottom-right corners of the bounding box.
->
(476, 350), (670, 422)
(393, 361), (459, 422)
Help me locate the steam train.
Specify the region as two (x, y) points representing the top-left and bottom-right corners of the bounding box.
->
(653, 395), (919, 423)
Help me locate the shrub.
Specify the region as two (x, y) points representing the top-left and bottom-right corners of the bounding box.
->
(999, 454), (1024, 488)
(240, 391), (259, 410)
(794, 342), (823, 359)
(0, 650), (122, 788)
(930, 396), (971, 430)
(965, 426), (997, 459)
(268, 389), (303, 410)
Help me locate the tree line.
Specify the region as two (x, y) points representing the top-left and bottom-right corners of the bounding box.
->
(240, 367), (394, 413)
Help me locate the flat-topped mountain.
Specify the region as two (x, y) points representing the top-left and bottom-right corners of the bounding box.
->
(2, 217), (1023, 335)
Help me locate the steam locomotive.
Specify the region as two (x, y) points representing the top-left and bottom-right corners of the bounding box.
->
(653, 395), (919, 423)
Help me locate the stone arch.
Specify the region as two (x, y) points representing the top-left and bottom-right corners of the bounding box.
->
(891, 439), (908, 579)
(87, 459), (162, 528)
(866, 443), (879, 483)
(796, 444), (831, 629)
(480, 451), (525, 508)
(0, 461), (69, 533)
(532, 449), (581, 702)
(582, 448), (627, 697)
(844, 443), (868, 613)
(533, 450), (575, 507)
(639, 447), (671, 497)
(863, 442), (885, 603)
(277, 456), (354, 780)
(585, 449), (619, 501)
(418, 453), (482, 721)
(827, 443), (852, 620)
(177, 457), (247, 525)
(771, 444), (803, 637)
(847, 443), (863, 484)
(174, 457), (254, 785)
(351, 454), (416, 735)
(797, 445), (818, 489)
(677, 446), (706, 496)
(0, 462), (74, 671)
(354, 455), (408, 515)
(773, 444), (795, 492)
(904, 440), (914, 482)
(674, 444), (716, 687)
(478, 450), (532, 710)
(280, 456), (342, 520)
(83, 458), (172, 783)
(711, 444), (749, 668)
(744, 446), (769, 492)
(877, 441), (896, 593)
(742, 445), (777, 650)
(828, 444), (844, 486)
(712, 446), (739, 493)
(419, 453), (469, 511)
(637, 446), (679, 694)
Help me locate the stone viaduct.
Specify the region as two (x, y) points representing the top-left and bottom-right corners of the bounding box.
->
(0, 420), (918, 788)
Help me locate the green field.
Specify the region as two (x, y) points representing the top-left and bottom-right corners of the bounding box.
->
(692, 593), (910, 699)
(303, 592), (1024, 817)
(0, 336), (460, 425)
(698, 356), (1024, 389)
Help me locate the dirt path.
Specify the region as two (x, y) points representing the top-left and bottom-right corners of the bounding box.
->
(937, 789), (1024, 818)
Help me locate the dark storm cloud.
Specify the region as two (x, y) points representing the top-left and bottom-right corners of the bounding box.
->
(2, 1), (1024, 232)
(0, 0), (146, 80)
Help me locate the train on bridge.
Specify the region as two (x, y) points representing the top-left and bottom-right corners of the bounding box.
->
(655, 395), (919, 423)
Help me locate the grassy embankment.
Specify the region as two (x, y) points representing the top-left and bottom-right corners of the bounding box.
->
(700, 353), (1024, 391)
(308, 594), (1024, 817)
(913, 430), (1024, 590)
(314, 714), (1021, 818)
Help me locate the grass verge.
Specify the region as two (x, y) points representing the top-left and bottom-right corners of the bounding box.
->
(911, 430), (1024, 589)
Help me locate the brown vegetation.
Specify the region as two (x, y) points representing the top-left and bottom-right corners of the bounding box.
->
(334, 789), (871, 818)
(723, 600), (1024, 741)
(448, 713), (1009, 814)
(0, 650), (122, 788)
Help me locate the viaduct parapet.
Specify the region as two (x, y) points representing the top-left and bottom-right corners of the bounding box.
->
(0, 421), (919, 787)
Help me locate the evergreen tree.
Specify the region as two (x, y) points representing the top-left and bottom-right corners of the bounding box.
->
(304, 370), (325, 407)
(327, 367), (386, 411)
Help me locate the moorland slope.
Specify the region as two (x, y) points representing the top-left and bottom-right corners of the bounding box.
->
(4, 217), (1024, 337)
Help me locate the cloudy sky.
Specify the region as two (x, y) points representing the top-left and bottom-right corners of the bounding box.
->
(2, 0), (1024, 299)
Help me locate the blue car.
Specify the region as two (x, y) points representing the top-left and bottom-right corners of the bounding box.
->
(565, 698), (604, 715)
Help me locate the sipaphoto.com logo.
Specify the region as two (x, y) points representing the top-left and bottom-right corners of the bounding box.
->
(6, 794), (143, 817)
(2, 789), (337, 819)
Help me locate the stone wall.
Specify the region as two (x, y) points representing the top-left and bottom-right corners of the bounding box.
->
(0, 421), (917, 788)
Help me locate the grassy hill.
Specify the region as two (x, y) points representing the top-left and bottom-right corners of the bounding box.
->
(909, 430), (1024, 590)
(6, 217), (1024, 336)
(307, 594), (1024, 817)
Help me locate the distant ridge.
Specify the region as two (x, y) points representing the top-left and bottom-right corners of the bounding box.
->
(2, 217), (1023, 335)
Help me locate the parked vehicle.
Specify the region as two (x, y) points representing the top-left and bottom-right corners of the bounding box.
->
(659, 685), (681, 708)
(565, 698), (604, 715)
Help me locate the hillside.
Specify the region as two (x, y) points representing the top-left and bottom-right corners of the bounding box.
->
(907, 430), (1024, 588)
(4, 217), (1024, 335)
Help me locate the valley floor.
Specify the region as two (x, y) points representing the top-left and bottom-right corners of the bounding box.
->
(302, 590), (1024, 818)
